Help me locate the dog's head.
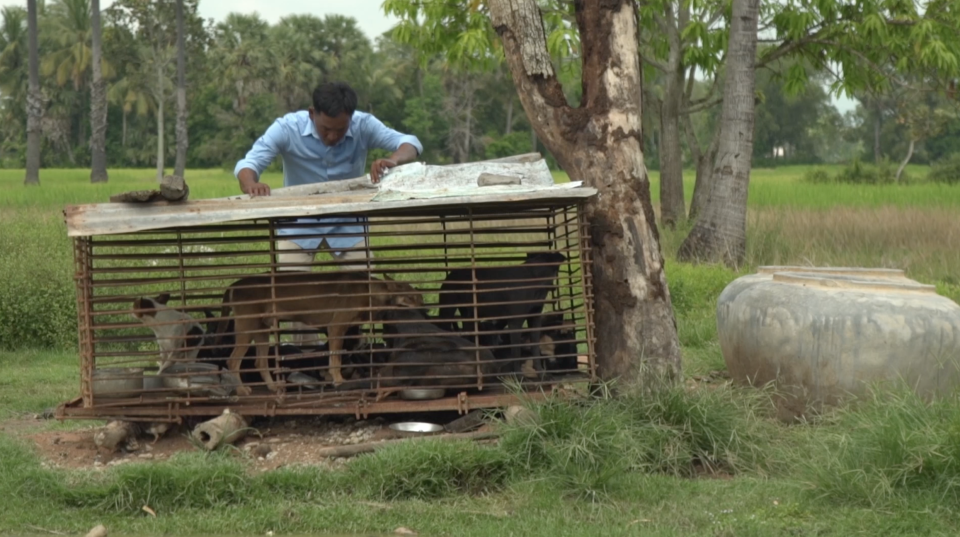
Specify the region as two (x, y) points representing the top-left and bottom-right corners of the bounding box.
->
(132, 293), (170, 320)
(526, 251), (566, 263)
(381, 277), (424, 309)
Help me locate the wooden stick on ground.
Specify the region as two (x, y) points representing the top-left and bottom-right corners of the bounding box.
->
(444, 409), (487, 433)
(316, 431), (498, 459)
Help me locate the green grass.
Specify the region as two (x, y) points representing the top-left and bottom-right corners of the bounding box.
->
(2, 164), (960, 535)
(0, 168), (284, 208)
(555, 163), (960, 209)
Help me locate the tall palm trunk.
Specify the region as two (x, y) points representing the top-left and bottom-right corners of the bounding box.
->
(156, 60), (165, 183)
(89, 0), (108, 183)
(25, 0), (41, 185)
(174, 0), (188, 178)
(677, 0), (759, 265)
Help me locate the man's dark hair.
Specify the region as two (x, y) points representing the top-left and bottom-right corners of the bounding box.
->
(312, 82), (357, 117)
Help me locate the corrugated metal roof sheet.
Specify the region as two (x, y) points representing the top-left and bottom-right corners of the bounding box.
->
(63, 159), (597, 237)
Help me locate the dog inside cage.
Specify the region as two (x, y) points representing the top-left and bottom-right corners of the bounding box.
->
(70, 201), (595, 418)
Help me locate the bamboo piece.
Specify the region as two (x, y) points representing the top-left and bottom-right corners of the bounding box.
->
(191, 409), (250, 451)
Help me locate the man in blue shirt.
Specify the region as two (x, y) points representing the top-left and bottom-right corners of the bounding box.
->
(234, 81), (423, 272)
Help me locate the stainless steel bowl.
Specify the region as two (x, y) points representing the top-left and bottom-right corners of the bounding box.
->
(142, 375), (165, 391)
(161, 362), (221, 392)
(399, 387), (446, 400)
(389, 421), (444, 434)
(92, 367), (144, 398)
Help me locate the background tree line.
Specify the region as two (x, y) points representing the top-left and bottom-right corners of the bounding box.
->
(1, 0), (956, 180)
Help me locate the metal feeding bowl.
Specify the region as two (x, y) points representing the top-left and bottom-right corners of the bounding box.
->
(389, 422), (445, 434)
(399, 387), (446, 400)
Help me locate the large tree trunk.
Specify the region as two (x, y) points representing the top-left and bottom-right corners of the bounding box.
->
(89, 0), (108, 183)
(677, 0), (759, 266)
(174, 0), (188, 178)
(489, 0), (681, 386)
(121, 110), (127, 147)
(657, 4), (686, 228)
(25, 0), (41, 186)
(895, 138), (914, 183)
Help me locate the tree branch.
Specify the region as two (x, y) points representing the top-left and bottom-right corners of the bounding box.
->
(681, 96), (722, 115)
(754, 22), (830, 69)
(683, 64), (696, 101)
(638, 47), (669, 72)
(680, 107), (702, 161)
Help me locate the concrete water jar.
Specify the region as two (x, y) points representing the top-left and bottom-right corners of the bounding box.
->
(716, 267), (960, 417)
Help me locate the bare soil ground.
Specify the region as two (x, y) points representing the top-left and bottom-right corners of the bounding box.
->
(2, 411), (473, 472)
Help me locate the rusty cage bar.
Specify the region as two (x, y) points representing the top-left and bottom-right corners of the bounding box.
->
(58, 186), (598, 422)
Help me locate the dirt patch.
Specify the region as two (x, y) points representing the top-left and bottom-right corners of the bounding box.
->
(4, 412), (471, 472)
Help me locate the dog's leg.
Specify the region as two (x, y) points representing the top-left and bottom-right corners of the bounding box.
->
(255, 336), (282, 393)
(327, 323), (347, 386)
(228, 326), (254, 396)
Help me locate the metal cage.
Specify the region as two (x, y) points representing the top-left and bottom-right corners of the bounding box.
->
(58, 194), (596, 422)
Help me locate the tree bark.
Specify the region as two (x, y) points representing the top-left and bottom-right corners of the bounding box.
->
(683, 114), (720, 221)
(174, 0), (188, 178)
(873, 104), (882, 164)
(895, 138), (914, 183)
(489, 0), (682, 386)
(89, 0), (108, 183)
(657, 4), (686, 228)
(156, 59), (165, 183)
(677, 0), (759, 266)
(25, 0), (41, 186)
(121, 110), (127, 147)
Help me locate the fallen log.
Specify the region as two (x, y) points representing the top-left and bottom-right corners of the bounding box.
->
(316, 431), (498, 459)
(191, 410), (250, 451)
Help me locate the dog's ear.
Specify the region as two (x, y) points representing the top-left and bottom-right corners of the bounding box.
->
(393, 293), (423, 309)
(155, 293), (171, 305)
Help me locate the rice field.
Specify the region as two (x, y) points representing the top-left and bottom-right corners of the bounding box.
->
(2, 163), (960, 536)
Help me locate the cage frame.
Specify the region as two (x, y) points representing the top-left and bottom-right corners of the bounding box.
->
(57, 167), (599, 423)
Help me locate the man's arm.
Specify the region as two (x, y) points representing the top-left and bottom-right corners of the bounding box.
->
(234, 119), (287, 196)
(364, 115), (424, 183)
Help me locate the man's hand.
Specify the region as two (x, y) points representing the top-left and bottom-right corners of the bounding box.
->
(370, 158), (398, 184)
(244, 182), (271, 197)
(238, 168), (270, 196)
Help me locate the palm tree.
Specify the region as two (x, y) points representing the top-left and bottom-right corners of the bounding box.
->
(0, 7), (28, 103)
(211, 14), (272, 115)
(173, 0), (187, 178)
(25, 0), (40, 185)
(89, 0), (107, 182)
(41, 0), (113, 156)
(41, 0), (92, 90)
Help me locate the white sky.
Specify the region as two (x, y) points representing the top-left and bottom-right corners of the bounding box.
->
(0, 0), (856, 113)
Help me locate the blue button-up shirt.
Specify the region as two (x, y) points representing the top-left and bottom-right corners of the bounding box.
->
(234, 110), (423, 251)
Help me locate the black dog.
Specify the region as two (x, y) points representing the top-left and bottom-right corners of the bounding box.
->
(437, 251), (566, 371)
(377, 308), (505, 388)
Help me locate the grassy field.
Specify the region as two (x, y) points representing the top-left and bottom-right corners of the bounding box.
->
(2, 164), (960, 535)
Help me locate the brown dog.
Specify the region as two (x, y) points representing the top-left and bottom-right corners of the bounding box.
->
(215, 272), (423, 395)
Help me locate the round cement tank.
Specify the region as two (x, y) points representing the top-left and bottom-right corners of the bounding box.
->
(716, 266), (960, 418)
